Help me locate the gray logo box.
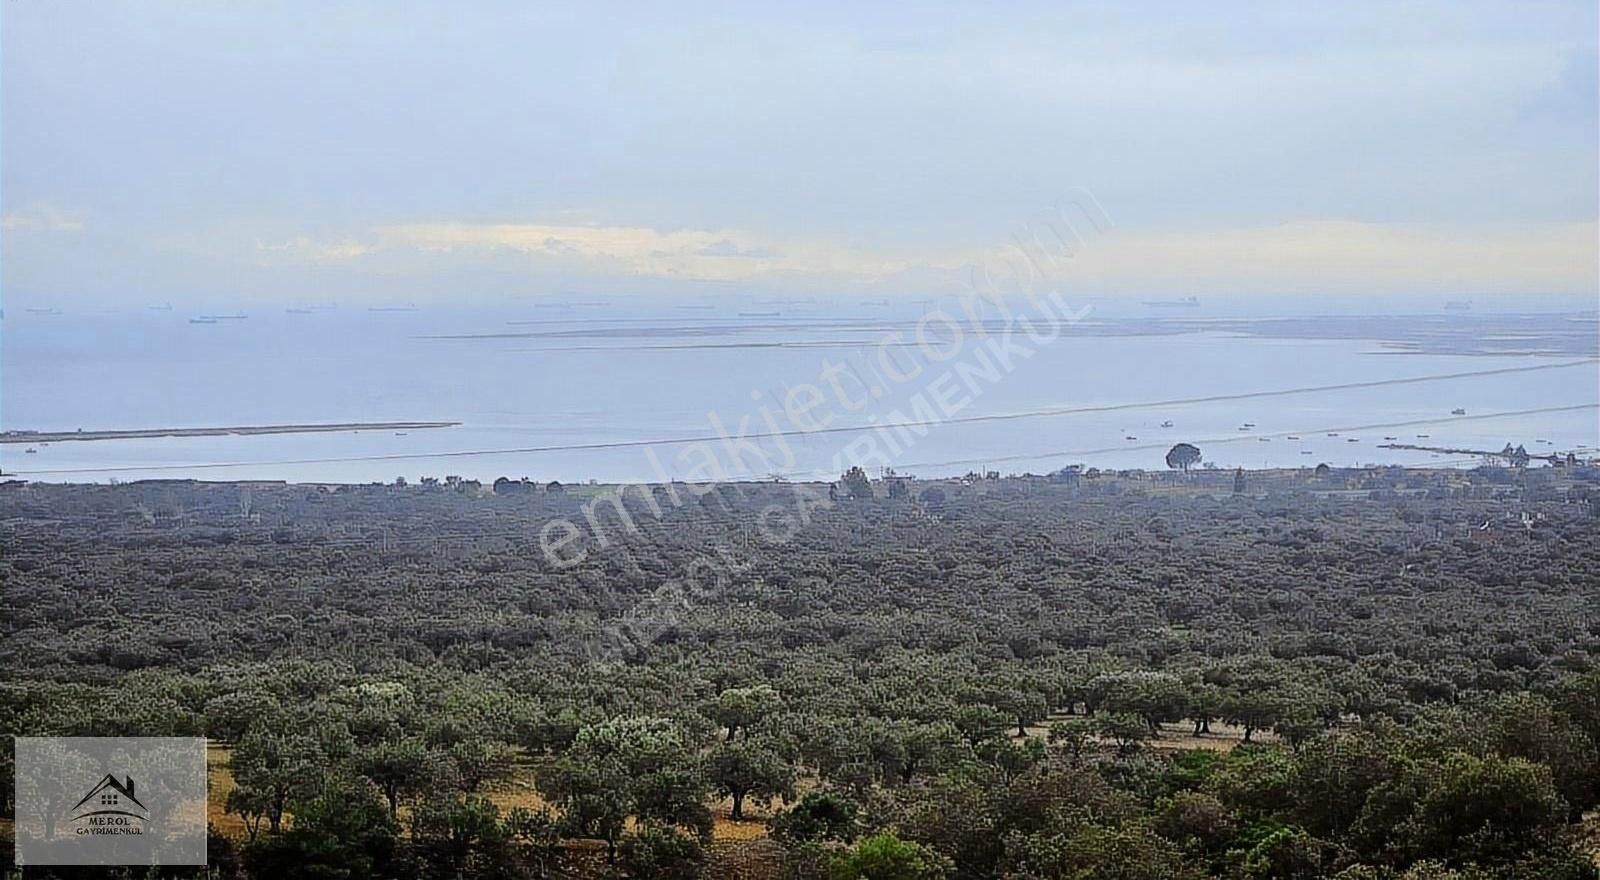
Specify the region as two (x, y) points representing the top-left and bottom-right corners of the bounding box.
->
(14, 737), (208, 866)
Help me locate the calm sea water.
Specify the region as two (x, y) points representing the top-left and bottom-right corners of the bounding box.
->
(3, 300), (1596, 484)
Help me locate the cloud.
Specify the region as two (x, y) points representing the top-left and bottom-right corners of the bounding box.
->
(255, 236), (372, 264)
(696, 239), (775, 258)
(248, 216), (1598, 298)
(352, 222), (943, 285)
(4, 4), (1593, 303)
(1, 204), (84, 233)
(1065, 220), (1600, 295)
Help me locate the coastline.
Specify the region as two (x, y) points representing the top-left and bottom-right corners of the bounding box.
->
(0, 421), (459, 444)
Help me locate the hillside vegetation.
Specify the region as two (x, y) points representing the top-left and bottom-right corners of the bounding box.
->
(3, 466), (1599, 879)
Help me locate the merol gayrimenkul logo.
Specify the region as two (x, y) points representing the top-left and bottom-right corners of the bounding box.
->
(66, 774), (150, 836)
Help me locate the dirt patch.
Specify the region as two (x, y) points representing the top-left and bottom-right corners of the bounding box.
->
(707, 837), (784, 880)
(208, 742), (256, 838)
(1019, 715), (1278, 753)
(482, 774), (554, 816)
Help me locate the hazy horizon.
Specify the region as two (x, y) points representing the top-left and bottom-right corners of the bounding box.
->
(4, 1), (1597, 308)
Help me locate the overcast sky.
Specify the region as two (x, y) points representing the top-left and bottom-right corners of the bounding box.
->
(3, 1), (1596, 304)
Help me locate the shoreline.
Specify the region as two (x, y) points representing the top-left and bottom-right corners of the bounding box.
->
(1, 461), (1590, 491)
(0, 421), (459, 444)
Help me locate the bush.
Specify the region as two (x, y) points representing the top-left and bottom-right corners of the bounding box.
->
(829, 832), (950, 880)
(773, 791), (861, 844)
(620, 824), (706, 880)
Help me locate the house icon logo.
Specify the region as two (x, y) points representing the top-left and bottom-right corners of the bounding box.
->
(16, 737), (207, 865)
(66, 775), (149, 835)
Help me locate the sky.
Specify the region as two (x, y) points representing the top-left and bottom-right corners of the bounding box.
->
(3, 1), (1597, 306)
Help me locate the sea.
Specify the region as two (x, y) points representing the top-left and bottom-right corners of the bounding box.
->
(3, 295), (1597, 485)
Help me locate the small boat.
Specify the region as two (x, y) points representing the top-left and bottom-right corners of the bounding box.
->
(1347, 438), (1359, 443)
(1160, 420), (1173, 428)
(1125, 435), (1138, 441)
(1327, 432), (1339, 437)
(1258, 437), (1271, 442)
(1300, 450), (1314, 455)
(1286, 435), (1301, 440)
(394, 432), (408, 436)
(1383, 436), (1397, 440)
(1243, 422), (1256, 427)
(1238, 426), (1251, 431)
(1451, 408), (1466, 415)
(1416, 434), (1430, 439)
(23, 447), (37, 454)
